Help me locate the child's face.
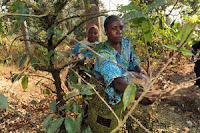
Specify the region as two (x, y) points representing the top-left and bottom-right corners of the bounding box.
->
(87, 27), (99, 42)
(106, 20), (123, 44)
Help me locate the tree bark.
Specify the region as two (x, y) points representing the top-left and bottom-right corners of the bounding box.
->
(51, 70), (66, 116)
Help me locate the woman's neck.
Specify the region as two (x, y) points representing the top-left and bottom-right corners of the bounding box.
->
(108, 40), (121, 54)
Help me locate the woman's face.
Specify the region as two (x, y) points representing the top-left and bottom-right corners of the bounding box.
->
(87, 27), (99, 42)
(106, 20), (123, 44)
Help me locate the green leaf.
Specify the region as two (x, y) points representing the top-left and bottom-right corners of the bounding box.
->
(9, 0), (29, 23)
(46, 50), (55, 60)
(19, 54), (28, 68)
(144, 32), (152, 42)
(179, 48), (193, 56)
(0, 94), (8, 109)
(120, 4), (141, 12)
(123, 11), (145, 20)
(42, 114), (54, 129)
(81, 127), (92, 133)
(65, 92), (80, 100)
(141, 20), (151, 33)
(65, 117), (79, 133)
(123, 84), (137, 110)
(66, 101), (82, 113)
(180, 23), (193, 45)
(146, 0), (167, 12)
(54, 28), (62, 38)
(30, 100), (37, 105)
(47, 118), (64, 133)
(38, 99), (46, 105)
(21, 76), (28, 89)
(43, 89), (52, 94)
(71, 84), (94, 95)
(49, 100), (57, 113)
(30, 57), (39, 70)
(163, 44), (178, 50)
(131, 17), (146, 26)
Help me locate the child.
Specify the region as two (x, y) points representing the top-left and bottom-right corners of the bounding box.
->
(73, 24), (99, 58)
(88, 15), (160, 132)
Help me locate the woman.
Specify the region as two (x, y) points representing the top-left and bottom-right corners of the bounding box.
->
(88, 15), (160, 133)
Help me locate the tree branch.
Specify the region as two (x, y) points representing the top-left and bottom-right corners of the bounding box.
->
(54, 13), (106, 49)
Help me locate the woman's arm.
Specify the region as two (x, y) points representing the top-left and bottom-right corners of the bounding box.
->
(112, 77), (128, 92)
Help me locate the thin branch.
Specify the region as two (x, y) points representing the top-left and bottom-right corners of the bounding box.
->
(0, 12), (48, 18)
(56, 10), (115, 25)
(20, 39), (47, 48)
(166, 0), (178, 17)
(26, 74), (54, 82)
(8, 35), (24, 55)
(56, 58), (84, 71)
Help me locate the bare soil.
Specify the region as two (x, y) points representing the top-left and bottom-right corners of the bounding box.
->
(0, 59), (200, 133)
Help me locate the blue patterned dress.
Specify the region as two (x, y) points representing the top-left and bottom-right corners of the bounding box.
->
(94, 38), (140, 105)
(73, 40), (99, 58)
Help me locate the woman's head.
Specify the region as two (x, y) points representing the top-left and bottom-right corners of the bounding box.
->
(104, 15), (124, 44)
(86, 24), (99, 42)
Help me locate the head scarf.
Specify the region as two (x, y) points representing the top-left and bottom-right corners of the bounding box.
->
(86, 24), (99, 41)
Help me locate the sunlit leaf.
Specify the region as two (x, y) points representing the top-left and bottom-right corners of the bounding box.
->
(21, 76), (28, 89)
(0, 94), (8, 109)
(180, 23), (193, 45)
(42, 114), (54, 129)
(179, 48), (193, 56)
(144, 32), (152, 42)
(47, 118), (64, 133)
(123, 84), (137, 110)
(141, 20), (151, 33)
(163, 44), (178, 50)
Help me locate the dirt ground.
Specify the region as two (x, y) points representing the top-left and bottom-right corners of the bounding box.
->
(0, 59), (200, 133)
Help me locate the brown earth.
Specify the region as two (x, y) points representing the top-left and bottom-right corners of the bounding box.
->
(0, 59), (200, 133)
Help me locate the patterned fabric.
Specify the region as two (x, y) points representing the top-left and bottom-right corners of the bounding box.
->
(73, 40), (99, 58)
(94, 38), (140, 105)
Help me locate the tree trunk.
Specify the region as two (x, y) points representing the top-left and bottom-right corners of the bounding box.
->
(51, 70), (66, 116)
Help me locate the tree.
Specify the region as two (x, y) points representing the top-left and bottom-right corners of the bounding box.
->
(1, 0), (105, 132)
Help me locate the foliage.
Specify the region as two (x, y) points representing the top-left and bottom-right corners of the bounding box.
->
(120, 0), (199, 63)
(123, 84), (137, 110)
